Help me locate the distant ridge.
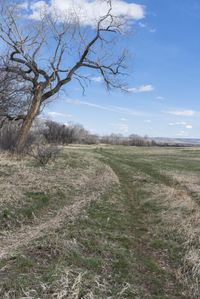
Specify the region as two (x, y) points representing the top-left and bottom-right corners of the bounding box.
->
(152, 137), (200, 146)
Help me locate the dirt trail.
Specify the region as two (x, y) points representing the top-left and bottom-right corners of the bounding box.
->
(0, 163), (119, 260)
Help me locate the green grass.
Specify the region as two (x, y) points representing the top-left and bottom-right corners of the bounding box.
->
(0, 192), (50, 227)
(0, 190), (70, 228)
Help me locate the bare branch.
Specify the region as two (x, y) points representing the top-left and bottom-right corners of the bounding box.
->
(0, 0), (130, 149)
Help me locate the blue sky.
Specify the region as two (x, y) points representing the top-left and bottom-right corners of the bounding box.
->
(41, 0), (200, 138)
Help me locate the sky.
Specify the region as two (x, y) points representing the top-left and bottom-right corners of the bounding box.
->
(21, 1), (200, 137)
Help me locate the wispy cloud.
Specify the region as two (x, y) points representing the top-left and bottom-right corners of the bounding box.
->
(149, 28), (156, 33)
(144, 119), (152, 123)
(65, 98), (146, 116)
(46, 111), (72, 119)
(176, 131), (189, 137)
(156, 96), (165, 100)
(185, 124), (193, 129)
(165, 110), (195, 116)
(168, 122), (187, 126)
(110, 123), (129, 133)
(168, 121), (193, 129)
(139, 22), (156, 33)
(139, 22), (147, 28)
(127, 84), (154, 93)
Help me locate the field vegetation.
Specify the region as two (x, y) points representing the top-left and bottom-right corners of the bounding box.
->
(0, 145), (200, 298)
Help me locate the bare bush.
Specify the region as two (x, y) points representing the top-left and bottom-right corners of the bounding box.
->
(0, 120), (41, 153)
(0, 121), (20, 151)
(26, 144), (61, 166)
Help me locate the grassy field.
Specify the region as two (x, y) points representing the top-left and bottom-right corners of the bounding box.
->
(0, 146), (200, 298)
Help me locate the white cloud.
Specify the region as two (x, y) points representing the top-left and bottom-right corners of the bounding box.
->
(29, 1), (49, 19)
(165, 110), (195, 116)
(120, 117), (127, 121)
(168, 122), (193, 130)
(127, 84), (154, 93)
(90, 76), (102, 82)
(144, 119), (151, 123)
(27, 0), (145, 26)
(185, 124), (193, 129)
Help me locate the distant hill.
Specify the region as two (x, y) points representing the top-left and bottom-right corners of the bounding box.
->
(152, 137), (200, 146)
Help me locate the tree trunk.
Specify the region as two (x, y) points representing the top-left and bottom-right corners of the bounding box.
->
(15, 90), (42, 152)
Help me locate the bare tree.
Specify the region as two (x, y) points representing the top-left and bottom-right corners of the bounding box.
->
(43, 120), (98, 145)
(0, 59), (31, 127)
(0, 0), (128, 151)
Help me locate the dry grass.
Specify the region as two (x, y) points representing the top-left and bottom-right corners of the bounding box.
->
(0, 152), (99, 206)
(4, 268), (132, 299)
(148, 169), (200, 298)
(1, 146), (200, 298)
(0, 150), (118, 209)
(0, 149), (119, 260)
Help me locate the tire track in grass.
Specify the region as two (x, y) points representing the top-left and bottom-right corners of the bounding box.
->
(98, 149), (186, 298)
(0, 162), (118, 260)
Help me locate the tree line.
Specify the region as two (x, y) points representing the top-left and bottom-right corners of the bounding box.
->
(0, 118), (161, 151)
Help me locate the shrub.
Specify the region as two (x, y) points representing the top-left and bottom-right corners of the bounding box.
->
(0, 121), (19, 152)
(26, 144), (61, 166)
